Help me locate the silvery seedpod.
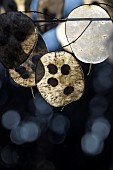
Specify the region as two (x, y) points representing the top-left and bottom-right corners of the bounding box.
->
(66, 5), (113, 64)
(36, 51), (85, 107)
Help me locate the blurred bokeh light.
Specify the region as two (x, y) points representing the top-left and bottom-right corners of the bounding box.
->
(20, 120), (40, 142)
(89, 95), (108, 116)
(1, 145), (19, 168)
(1, 110), (21, 130)
(48, 114), (70, 135)
(0, 1), (113, 170)
(81, 133), (104, 155)
(91, 117), (111, 140)
(34, 94), (53, 123)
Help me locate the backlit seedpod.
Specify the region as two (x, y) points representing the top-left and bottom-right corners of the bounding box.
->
(56, 22), (72, 53)
(66, 5), (113, 64)
(9, 34), (48, 87)
(0, 11), (38, 68)
(36, 51), (84, 107)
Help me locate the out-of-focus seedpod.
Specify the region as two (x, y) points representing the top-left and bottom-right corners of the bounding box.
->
(38, 0), (65, 33)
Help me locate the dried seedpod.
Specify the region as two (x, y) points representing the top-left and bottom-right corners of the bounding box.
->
(56, 22), (72, 53)
(0, 11), (38, 69)
(9, 34), (48, 87)
(66, 5), (113, 64)
(38, 0), (65, 33)
(36, 51), (85, 107)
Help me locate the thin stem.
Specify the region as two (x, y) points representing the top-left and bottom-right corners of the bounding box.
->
(56, 20), (92, 51)
(33, 18), (111, 23)
(98, 2), (113, 8)
(83, 2), (113, 8)
(30, 87), (35, 99)
(64, 20), (73, 52)
(38, 22), (58, 28)
(87, 63), (93, 76)
(61, 106), (65, 112)
(21, 10), (60, 20)
(21, 10), (113, 23)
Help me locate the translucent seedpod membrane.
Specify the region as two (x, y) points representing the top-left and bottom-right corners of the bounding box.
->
(56, 22), (72, 53)
(0, 11), (38, 69)
(66, 5), (113, 64)
(9, 34), (47, 87)
(36, 51), (85, 107)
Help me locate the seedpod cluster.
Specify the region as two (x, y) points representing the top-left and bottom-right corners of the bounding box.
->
(0, 4), (112, 107)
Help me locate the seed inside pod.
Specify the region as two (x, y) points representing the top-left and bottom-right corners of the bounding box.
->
(9, 34), (48, 87)
(36, 51), (85, 107)
(0, 11), (38, 69)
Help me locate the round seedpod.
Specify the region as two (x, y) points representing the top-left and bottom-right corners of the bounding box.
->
(66, 5), (113, 64)
(9, 34), (48, 87)
(0, 11), (38, 69)
(36, 51), (85, 107)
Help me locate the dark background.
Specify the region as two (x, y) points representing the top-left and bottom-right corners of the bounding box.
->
(0, 0), (113, 170)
